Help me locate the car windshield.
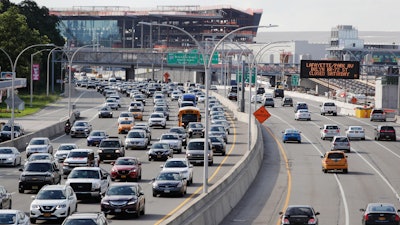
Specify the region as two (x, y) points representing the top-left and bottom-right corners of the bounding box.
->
(127, 132), (144, 138)
(286, 207), (313, 216)
(100, 107), (109, 111)
(164, 160), (187, 168)
(58, 145), (76, 150)
(63, 219), (97, 225)
(187, 141), (205, 150)
(115, 158), (137, 165)
(327, 152), (344, 159)
(68, 152), (88, 158)
(151, 114), (162, 118)
(170, 128), (184, 134)
(368, 205), (395, 212)
(36, 190), (66, 200)
(152, 143), (169, 149)
(157, 172), (181, 181)
(74, 122), (87, 127)
(0, 214), (16, 224)
(350, 127), (362, 131)
(130, 108), (141, 112)
(0, 148), (13, 154)
(210, 137), (222, 142)
(161, 134), (178, 140)
(120, 113), (131, 117)
(285, 129), (299, 134)
(106, 186), (136, 196)
(69, 170), (99, 179)
(326, 125), (339, 129)
(120, 120), (133, 125)
(91, 131), (105, 136)
(334, 137), (348, 142)
(100, 140), (120, 147)
(211, 126), (224, 132)
(26, 163), (52, 172)
(29, 154), (50, 161)
(190, 123), (203, 129)
(2, 125), (20, 132)
(30, 139), (45, 145)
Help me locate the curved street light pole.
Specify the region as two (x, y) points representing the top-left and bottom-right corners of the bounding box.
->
(67, 44), (99, 118)
(47, 47), (63, 96)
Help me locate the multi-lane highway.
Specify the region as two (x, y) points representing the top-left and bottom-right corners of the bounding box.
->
(221, 89), (400, 225)
(2, 86), (249, 225)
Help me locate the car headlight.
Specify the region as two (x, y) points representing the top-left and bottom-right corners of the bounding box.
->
(102, 201), (110, 205)
(176, 182), (183, 188)
(92, 182), (101, 190)
(98, 150), (103, 153)
(7, 157), (13, 161)
(186, 153), (191, 157)
(127, 199), (138, 205)
(56, 204), (67, 209)
(152, 183), (158, 188)
(31, 204), (40, 210)
(130, 168), (137, 172)
(115, 150), (120, 153)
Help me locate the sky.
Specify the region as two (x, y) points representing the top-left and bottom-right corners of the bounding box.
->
(9, 0), (400, 32)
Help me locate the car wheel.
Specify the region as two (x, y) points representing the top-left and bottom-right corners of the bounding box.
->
(141, 204), (145, 215)
(8, 200), (12, 209)
(323, 169), (327, 173)
(30, 218), (36, 224)
(18, 187), (24, 194)
(152, 192), (157, 197)
(298, 141), (301, 143)
(361, 137), (365, 140)
(343, 169), (348, 174)
(283, 140), (286, 143)
(333, 113), (337, 116)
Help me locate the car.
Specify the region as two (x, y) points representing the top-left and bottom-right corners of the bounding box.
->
(154, 106), (170, 120)
(62, 149), (99, 177)
(87, 130), (108, 146)
(256, 87), (265, 94)
(147, 142), (173, 161)
(131, 94), (146, 105)
(25, 137), (54, 158)
(281, 97), (293, 107)
(321, 150), (348, 173)
(29, 184), (78, 224)
(209, 105), (225, 115)
(370, 108), (386, 121)
(169, 127), (188, 146)
(117, 112), (134, 124)
(124, 129), (149, 150)
(330, 136), (351, 152)
(345, 126), (366, 140)
(187, 122), (205, 138)
(129, 101), (144, 112)
(161, 158), (194, 185)
(279, 205), (319, 225)
(132, 123), (152, 143)
(211, 120), (231, 135)
(0, 185), (12, 209)
(209, 124), (228, 143)
(209, 135), (226, 156)
(18, 160), (62, 193)
(148, 112), (167, 128)
(227, 92), (237, 101)
(186, 138), (214, 166)
(320, 101), (337, 116)
(0, 123), (24, 141)
(98, 106), (113, 118)
(153, 93), (166, 104)
(282, 128), (302, 143)
(360, 203), (400, 225)
(61, 212), (108, 225)
(197, 94), (206, 102)
(295, 109), (311, 121)
(110, 157), (142, 181)
(0, 209), (30, 225)
(100, 183), (145, 218)
(273, 88), (284, 98)
(54, 144), (79, 163)
(128, 106), (143, 121)
(109, 94), (121, 108)
(70, 121), (92, 138)
(0, 147), (21, 167)
(170, 91), (182, 101)
(374, 125), (397, 141)
(152, 171), (187, 197)
(159, 133), (183, 154)
(65, 167), (111, 201)
(98, 137), (125, 161)
(264, 97), (275, 107)
(210, 85), (217, 90)
(118, 120), (134, 134)
(251, 94), (264, 103)
(104, 98), (118, 110)
(294, 102), (308, 113)
(320, 124), (340, 140)
(24, 153), (56, 167)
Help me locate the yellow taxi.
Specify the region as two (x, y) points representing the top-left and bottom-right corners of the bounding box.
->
(321, 150), (348, 173)
(128, 106), (143, 121)
(118, 120), (134, 134)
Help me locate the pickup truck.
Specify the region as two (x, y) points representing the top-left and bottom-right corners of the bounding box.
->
(62, 149), (99, 177)
(320, 102), (338, 116)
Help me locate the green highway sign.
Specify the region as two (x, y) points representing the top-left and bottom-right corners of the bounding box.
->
(167, 52), (219, 65)
(291, 74), (300, 86)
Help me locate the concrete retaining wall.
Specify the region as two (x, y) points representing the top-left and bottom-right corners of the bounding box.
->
(162, 90), (263, 225)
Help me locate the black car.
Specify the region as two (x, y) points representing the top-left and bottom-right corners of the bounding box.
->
(98, 137), (125, 161)
(274, 88), (284, 98)
(152, 171), (187, 197)
(209, 136), (226, 156)
(360, 203), (400, 225)
(281, 97), (293, 107)
(147, 142), (173, 161)
(101, 183), (145, 218)
(279, 205), (320, 225)
(374, 125), (396, 141)
(256, 87), (265, 94)
(0, 185), (12, 209)
(18, 160), (61, 193)
(227, 92), (238, 101)
(98, 106), (113, 118)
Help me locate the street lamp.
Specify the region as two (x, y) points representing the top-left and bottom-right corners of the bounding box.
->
(47, 47), (64, 96)
(67, 44), (99, 117)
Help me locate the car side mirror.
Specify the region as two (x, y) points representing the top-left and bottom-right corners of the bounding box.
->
(31, 195), (36, 200)
(315, 212), (320, 216)
(151, 178), (155, 182)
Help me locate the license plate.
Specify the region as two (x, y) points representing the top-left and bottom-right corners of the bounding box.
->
(107, 154), (111, 157)
(121, 175), (126, 179)
(379, 216), (386, 221)
(44, 213), (51, 217)
(32, 186), (38, 190)
(164, 190), (170, 193)
(196, 160), (202, 164)
(114, 209), (121, 213)
(157, 155), (161, 158)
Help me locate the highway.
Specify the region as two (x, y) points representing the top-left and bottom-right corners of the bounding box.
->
(2, 86), (249, 225)
(221, 89), (400, 225)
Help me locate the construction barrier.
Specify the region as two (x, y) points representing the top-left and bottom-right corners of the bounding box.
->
(355, 107), (372, 118)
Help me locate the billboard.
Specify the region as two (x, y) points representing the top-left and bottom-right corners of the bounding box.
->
(300, 60), (360, 79)
(32, 64), (40, 81)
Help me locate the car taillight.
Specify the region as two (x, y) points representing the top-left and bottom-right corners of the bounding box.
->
(364, 214), (369, 221)
(308, 218), (317, 224)
(337, 130), (340, 133)
(395, 214), (400, 222)
(282, 218), (290, 224)
(324, 130), (328, 133)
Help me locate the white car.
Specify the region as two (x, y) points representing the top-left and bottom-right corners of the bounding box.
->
(161, 158), (194, 185)
(0, 210), (30, 225)
(251, 94), (264, 103)
(105, 97), (118, 110)
(171, 91), (182, 101)
(148, 112), (167, 128)
(294, 109), (311, 121)
(26, 137), (53, 158)
(117, 111), (134, 124)
(345, 125), (366, 140)
(29, 185), (78, 224)
(129, 101), (144, 112)
(0, 147), (22, 167)
(124, 129), (149, 150)
(54, 143), (78, 163)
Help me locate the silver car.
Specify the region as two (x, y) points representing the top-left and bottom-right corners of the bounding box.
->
(159, 133), (183, 154)
(124, 130), (149, 150)
(0, 147), (22, 167)
(330, 136), (351, 152)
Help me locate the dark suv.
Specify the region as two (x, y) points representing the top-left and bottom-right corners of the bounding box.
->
(62, 212), (108, 225)
(18, 160), (61, 193)
(374, 125), (396, 141)
(98, 137), (125, 161)
(256, 87), (265, 94)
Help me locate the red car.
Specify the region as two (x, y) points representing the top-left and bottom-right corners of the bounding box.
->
(110, 157), (142, 181)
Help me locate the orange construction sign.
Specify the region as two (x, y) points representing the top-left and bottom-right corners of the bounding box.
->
(253, 106), (271, 123)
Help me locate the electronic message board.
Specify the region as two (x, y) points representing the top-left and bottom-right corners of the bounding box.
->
(300, 60), (360, 79)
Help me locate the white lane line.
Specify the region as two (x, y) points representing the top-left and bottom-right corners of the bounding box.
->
(272, 113), (349, 225)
